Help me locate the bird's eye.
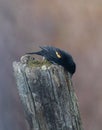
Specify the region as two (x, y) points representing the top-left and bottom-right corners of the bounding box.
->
(56, 51), (62, 58)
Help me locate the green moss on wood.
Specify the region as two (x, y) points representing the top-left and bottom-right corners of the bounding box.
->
(27, 59), (51, 68)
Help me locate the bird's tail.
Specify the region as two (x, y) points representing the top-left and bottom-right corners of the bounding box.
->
(26, 51), (42, 55)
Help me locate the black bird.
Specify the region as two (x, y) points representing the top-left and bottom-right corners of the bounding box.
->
(27, 46), (76, 75)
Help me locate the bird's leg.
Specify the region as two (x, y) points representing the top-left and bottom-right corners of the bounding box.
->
(42, 56), (45, 61)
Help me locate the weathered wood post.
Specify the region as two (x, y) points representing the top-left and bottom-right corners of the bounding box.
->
(13, 55), (83, 130)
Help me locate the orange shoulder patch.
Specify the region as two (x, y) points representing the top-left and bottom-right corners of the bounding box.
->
(56, 51), (62, 58)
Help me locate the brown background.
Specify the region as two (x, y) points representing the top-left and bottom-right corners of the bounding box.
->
(0, 0), (102, 130)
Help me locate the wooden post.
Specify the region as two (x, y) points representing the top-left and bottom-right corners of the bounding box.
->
(13, 55), (83, 130)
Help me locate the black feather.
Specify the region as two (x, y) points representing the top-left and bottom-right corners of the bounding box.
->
(27, 46), (76, 75)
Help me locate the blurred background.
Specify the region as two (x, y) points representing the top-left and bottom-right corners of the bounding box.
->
(0, 0), (102, 130)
